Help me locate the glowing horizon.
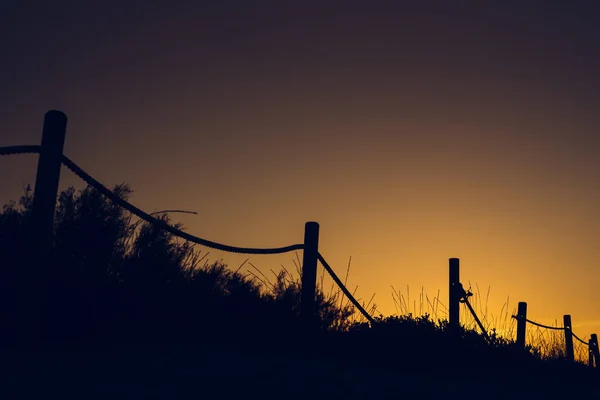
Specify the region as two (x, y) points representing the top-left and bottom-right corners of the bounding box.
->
(2, 2), (600, 361)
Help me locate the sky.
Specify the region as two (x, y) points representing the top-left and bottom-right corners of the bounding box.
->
(2, 1), (600, 344)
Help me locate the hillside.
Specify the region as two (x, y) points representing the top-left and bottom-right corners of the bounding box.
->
(0, 184), (598, 399)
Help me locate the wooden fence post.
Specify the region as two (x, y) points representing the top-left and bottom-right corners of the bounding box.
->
(300, 221), (319, 324)
(589, 338), (594, 368)
(27, 110), (67, 342)
(591, 334), (600, 367)
(449, 258), (460, 330)
(563, 315), (574, 362)
(32, 110), (68, 253)
(516, 302), (527, 349)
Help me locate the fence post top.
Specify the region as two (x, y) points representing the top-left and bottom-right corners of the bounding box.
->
(305, 221), (319, 228)
(449, 257), (460, 261)
(45, 110), (67, 121)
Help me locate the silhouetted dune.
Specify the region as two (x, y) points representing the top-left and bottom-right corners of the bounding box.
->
(0, 184), (598, 398)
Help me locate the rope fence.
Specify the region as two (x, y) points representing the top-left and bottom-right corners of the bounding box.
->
(511, 314), (589, 346)
(60, 155), (372, 323)
(449, 258), (597, 367)
(61, 155), (304, 256)
(2, 111), (599, 370)
(0, 130), (373, 327)
(510, 309), (596, 365)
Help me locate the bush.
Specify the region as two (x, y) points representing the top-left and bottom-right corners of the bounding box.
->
(0, 184), (353, 348)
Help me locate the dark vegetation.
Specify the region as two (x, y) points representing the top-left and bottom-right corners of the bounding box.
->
(0, 184), (351, 349)
(0, 184), (597, 398)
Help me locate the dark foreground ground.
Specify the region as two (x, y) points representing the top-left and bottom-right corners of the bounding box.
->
(2, 343), (599, 400)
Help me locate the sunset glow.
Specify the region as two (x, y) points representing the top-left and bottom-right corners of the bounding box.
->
(2, 2), (600, 349)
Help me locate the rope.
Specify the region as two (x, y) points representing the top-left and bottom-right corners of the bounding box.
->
(149, 210), (197, 216)
(317, 253), (375, 325)
(60, 155), (304, 255)
(572, 331), (588, 346)
(452, 282), (490, 340)
(511, 315), (565, 331)
(0, 145), (41, 155)
(462, 296), (490, 341)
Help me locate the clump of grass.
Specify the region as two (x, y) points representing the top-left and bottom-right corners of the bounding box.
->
(391, 285), (447, 321)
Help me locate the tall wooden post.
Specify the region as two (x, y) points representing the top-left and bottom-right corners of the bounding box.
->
(516, 302), (527, 349)
(32, 110), (68, 253)
(449, 258), (460, 330)
(591, 334), (600, 367)
(300, 222), (319, 324)
(563, 315), (574, 362)
(28, 110), (67, 343)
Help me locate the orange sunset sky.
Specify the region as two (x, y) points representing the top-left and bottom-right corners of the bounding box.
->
(1, 1), (600, 342)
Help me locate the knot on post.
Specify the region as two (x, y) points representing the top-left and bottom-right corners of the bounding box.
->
(455, 282), (472, 303)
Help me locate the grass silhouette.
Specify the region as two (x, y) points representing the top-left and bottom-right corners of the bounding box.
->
(0, 183), (597, 398)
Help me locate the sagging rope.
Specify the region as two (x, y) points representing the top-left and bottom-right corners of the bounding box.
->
(60, 152), (378, 325)
(511, 315), (565, 331)
(60, 154), (304, 255)
(511, 314), (589, 345)
(3, 145), (371, 326)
